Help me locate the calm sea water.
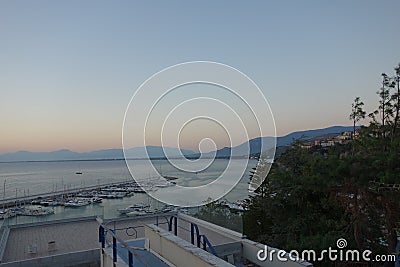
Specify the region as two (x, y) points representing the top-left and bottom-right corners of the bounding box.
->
(0, 159), (258, 225)
(0, 159), (257, 200)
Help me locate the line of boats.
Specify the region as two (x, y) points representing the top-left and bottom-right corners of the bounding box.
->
(0, 182), (142, 219)
(0, 179), (247, 220)
(0, 206), (54, 219)
(32, 196), (103, 207)
(29, 180), (176, 207)
(117, 203), (188, 216)
(0, 180), (179, 219)
(29, 181), (155, 208)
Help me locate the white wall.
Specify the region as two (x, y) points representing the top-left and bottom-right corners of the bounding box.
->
(145, 224), (233, 267)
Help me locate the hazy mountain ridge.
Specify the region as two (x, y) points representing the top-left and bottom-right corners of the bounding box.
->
(0, 126), (356, 162)
(0, 147), (195, 162)
(201, 125), (357, 158)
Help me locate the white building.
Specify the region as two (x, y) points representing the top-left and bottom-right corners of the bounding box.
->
(0, 213), (313, 267)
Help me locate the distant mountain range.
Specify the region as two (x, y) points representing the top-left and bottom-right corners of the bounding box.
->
(0, 146), (195, 162)
(0, 126), (356, 162)
(209, 125), (357, 158)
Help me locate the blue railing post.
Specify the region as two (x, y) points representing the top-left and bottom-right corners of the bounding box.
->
(168, 216), (173, 232)
(99, 226), (105, 248)
(198, 235), (202, 248)
(112, 232), (117, 262)
(202, 235), (218, 257)
(128, 250), (133, 267)
(168, 216), (178, 236)
(174, 216), (177, 236)
(197, 234), (201, 247)
(191, 223), (201, 247)
(98, 226), (102, 242)
(190, 224), (194, 245)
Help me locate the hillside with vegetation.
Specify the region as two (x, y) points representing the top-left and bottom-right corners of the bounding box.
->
(243, 63), (400, 266)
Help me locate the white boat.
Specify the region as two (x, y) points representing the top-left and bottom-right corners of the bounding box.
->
(0, 209), (16, 219)
(161, 205), (176, 213)
(225, 201), (247, 211)
(40, 200), (61, 206)
(90, 197), (103, 203)
(126, 210), (147, 216)
(117, 203), (150, 214)
(155, 181), (176, 188)
(22, 206), (54, 216)
(64, 200), (89, 207)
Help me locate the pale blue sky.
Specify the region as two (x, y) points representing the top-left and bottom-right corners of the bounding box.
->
(1, 1), (399, 153)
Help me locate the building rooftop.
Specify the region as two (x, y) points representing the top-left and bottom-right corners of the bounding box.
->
(0, 216), (100, 266)
(0, 213), (313, 267)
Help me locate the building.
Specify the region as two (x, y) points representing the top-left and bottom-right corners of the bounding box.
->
(0, 213), (313, 267)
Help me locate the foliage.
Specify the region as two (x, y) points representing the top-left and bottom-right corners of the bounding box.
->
(244, 144), (352, 252)
(244, 63), (400, 266)
(350, 97), (366, 140)
(195, 200), (243, 233)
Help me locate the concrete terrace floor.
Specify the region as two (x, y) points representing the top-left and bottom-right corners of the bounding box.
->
(2, 218), (99, 263)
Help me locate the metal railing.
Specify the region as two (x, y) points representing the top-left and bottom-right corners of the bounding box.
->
(168, 215), (219, 257)
(98, 212), (219, 267)
(0, 219), (9, 263)
(99, 212), (177, 267)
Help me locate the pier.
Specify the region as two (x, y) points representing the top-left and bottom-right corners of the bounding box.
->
(0, 180), (142, 210)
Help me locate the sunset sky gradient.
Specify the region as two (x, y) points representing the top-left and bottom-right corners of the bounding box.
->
(1, 0), (400, 154)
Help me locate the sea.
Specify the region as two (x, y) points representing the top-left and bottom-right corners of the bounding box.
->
(0, 159), (258, 225)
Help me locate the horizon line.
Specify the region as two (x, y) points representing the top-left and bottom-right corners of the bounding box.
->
(0, 124), (356, 155)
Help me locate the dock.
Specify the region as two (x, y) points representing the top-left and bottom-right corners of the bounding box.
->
(0, 180), (141, 209)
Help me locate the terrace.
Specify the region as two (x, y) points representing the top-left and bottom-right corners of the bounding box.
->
(0, 213), (313, 267)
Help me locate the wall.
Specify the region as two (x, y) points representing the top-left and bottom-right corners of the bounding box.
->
(0, 249), (100, 267)
(145, 224), (233, 267)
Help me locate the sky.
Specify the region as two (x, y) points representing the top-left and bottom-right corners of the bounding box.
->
(1, 0), (400, 154)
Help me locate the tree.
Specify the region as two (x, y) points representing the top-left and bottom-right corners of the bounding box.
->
(244, 144), (352, 262)
(391, 64), (400, 135)
(369, 73), (394, 141)
(244, 62), (400, 266)
(195, 200), (243, 232)
(349, 97), (366, 139)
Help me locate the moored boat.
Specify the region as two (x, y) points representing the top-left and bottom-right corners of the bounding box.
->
(64, 199), (89, 207)
(21, 206), (54, 216)
(117, 203), (150, 215)
(126, 210), (148, 216)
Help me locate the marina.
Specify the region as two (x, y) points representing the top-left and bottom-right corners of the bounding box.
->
(0, 159), (255, 227)
(0, 180), (178, 220)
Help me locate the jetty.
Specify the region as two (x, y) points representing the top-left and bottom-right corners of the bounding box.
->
(0, 180), (143, 210)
